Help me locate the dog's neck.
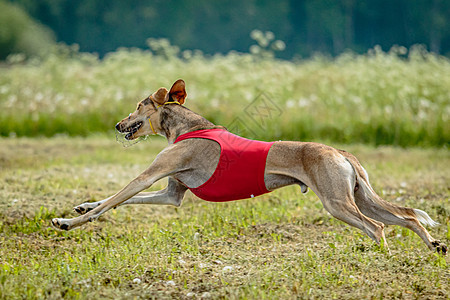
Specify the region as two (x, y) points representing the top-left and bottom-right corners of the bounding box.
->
(159, 105), (224, 143)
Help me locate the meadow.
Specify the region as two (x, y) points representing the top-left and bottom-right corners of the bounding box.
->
(0, 45), (449, 299)
(0, 44), (449, 146)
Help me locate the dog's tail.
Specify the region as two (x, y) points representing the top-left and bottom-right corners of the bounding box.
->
(345, 156), (439, 227)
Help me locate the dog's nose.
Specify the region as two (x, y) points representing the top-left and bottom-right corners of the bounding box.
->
(115, 122), (121, 130)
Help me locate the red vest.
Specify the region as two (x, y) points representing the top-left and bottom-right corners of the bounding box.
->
(174, 129), (275, 202)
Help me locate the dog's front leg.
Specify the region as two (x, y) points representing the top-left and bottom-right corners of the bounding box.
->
(52, 172), (154, 230)
(117, 177), (187, 207)
(73, 177), (187, 215)
(73, 197), (111, 215)
(52, 146), (187, 230)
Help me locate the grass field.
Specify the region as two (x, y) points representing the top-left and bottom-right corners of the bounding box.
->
(0, 136), (448, 299)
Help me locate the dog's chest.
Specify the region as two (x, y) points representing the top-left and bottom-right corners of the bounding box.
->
(175, 139), (221, 188)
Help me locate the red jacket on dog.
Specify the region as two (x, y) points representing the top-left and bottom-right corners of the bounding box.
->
(174, 129), (275, 202)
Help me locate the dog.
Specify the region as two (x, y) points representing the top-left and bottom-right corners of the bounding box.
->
(52, 79), (447, 255)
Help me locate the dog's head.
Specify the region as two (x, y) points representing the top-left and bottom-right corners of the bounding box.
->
(115, 79), (187, 140)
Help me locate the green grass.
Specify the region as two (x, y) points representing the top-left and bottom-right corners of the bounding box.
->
(0, 45), (449, 147)
(0, 137), (448, 299)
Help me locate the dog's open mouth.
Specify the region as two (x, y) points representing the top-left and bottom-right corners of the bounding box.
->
(123, 121), (143, 140)
(116, 120), (147, 147)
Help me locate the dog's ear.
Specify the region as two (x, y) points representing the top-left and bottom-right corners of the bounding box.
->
(168, 79), (187, 104)
(151, 87), (169, 105)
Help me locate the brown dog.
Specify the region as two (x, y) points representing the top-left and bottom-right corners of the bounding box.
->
(52, 79), (447, 254)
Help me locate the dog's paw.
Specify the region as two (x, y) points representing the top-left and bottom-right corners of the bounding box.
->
(73, 203), (94, 215)
(301, 184), (308, 194)
(52, 218), (71, 231)
(298, 182), (308, 194)
(432, 240), (447, 255)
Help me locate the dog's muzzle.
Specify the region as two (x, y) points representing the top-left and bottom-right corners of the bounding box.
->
(117, 121), (143, 140)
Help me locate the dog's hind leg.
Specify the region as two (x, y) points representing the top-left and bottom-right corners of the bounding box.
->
(343, 154), (447, 254)
(319, 191), (387, 248)
(311, 159), (388, 249)
(74, 177), (187, 215)
(353, 181), (447, 254)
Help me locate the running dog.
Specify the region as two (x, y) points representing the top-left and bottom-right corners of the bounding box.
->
(52, 79), (447, 254)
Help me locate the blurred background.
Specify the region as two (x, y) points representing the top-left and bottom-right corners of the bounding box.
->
(2, 0), (450, 59)
(0, 0), (449, 146)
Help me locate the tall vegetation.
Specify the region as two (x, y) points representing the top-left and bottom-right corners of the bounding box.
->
(0, 40), (448, 147)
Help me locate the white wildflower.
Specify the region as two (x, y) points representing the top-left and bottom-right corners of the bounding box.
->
(250, 30), (263, 41)
(222, 266), (233, 272)
(265, 31), (275, 41)
(272, 40), (286, 51)
(298, 98), (310, 108)
(286, 100), (295, 108)
(80, 98), (89, 106)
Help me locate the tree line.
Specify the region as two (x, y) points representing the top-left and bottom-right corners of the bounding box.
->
(5, 0), (450, 58)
